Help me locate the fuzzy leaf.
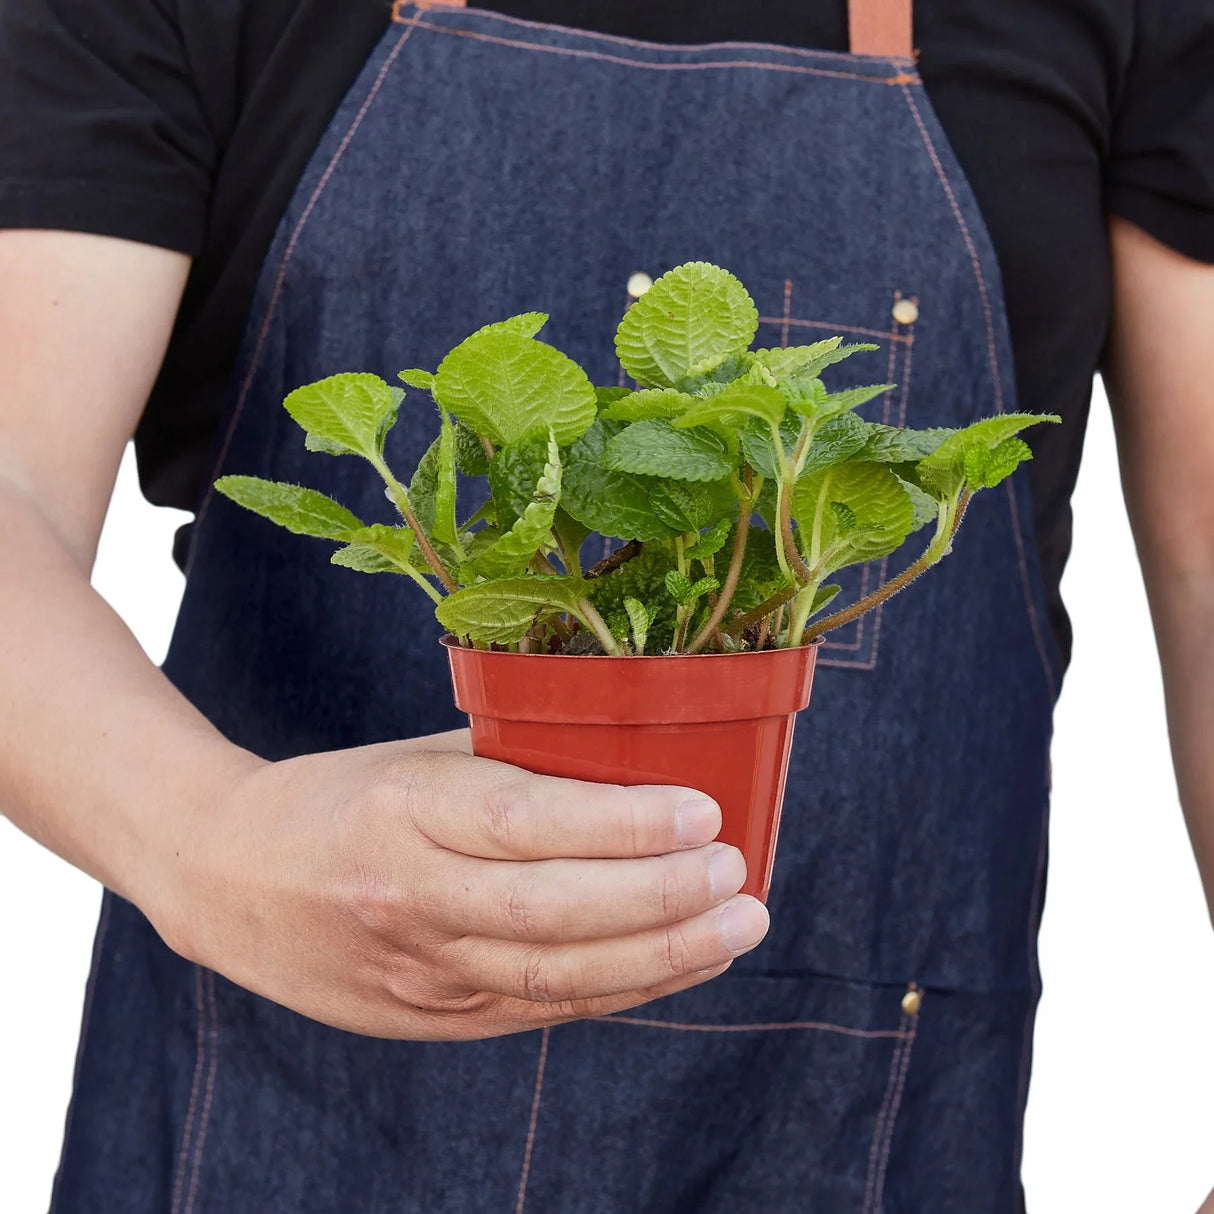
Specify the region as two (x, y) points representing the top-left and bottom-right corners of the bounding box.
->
(647, 479), (735, 534)
(489, 432), (550, 530)
(214, 476), (364, 539)
(615, 262), (758, 389)
(603, 419), (733, 483)
(433, 413), (460, 546)
(674, 352), (759, 397)
(469, 312), (549, 341)
(408, 436), (440, 537)
(623, 597), (650, 655)
(399, 368), (435, 390)
(561, 420), (678, 542)
(331, 545), (402, 574)
(664, 570), (720, 605)
(454, 423), (492, 476)
(916, 413), (1059, 499)
(686, 515), (733, 561)
(587, 542), (679, 651)
(800, 412), (871, 475)
(601, 388), (699, 423)
(340, 523), (416, 569)
(741, 411), (801, 479)
(434, 328), (596, 447)
(283, 373), (400, 459)
(462, 434), (561, 580)
(808, 582), (842, 618)
(673, 383), (787, 431)
(964, 436), (1033, 489)
(787, 381), (894, 423)
(755, 340), (879, 385)
(856, 423), (957, 463)
(792, 461), (915, 570)
(436, 576), (587, 644)
(897, 475), (942, 531)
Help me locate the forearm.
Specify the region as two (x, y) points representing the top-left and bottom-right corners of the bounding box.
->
(0, 474), (261, 918)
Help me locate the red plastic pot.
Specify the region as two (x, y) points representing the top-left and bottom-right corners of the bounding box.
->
(443, 639), (819, 902)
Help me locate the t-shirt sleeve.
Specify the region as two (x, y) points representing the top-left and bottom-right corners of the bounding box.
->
(0, 0), (214, 254)
(1106, 2), (1214, 263)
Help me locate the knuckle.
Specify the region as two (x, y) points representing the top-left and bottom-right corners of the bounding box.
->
(503, 872), (543, 939)
(520, 946), (557, 1003)
(660, 923), (697, 980)
(482, 776), (537, 855)
(656, 862), (685, 922)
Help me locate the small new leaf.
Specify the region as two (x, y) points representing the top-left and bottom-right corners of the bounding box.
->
(601, 388), (699, 423)
(615, 262), (759, 389)
(214, 476), (364, 539)
(799, 411), (871, 476)
(339, 523), (416, 571)
(916, 413), (1059, 499)
(331, 545), (402, 574)
(664, 570), (720, 605)
(399, 368), (436, 390)
(647, 479), (735, 534)
(284, 373), (400, 459)
(603, 419), (733, 483)
(685, 515), (732, 561)
(672, 383), (786, 431)
(623, 597), (650, 655)
(433, 412), (459, 547)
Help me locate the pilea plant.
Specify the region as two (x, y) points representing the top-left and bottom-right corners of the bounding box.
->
(216, 262), (1057, 657)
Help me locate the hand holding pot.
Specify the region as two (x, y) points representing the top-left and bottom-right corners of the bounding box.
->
(158, 731), (769, 1041)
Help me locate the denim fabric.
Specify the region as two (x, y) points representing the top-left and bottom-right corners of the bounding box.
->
(53, 6), (1059, 1211)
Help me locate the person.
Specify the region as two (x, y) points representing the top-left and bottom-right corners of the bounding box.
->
(1, 0), (1211, 1209)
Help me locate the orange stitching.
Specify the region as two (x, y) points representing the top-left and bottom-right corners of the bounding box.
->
(515, 1027), (550, 1214)
(170, 965), (206, 1214)
(780, 279), (793, 349)
(594, 1015), (909, 1039)
(862, 1014), (909, 1212)
(182, 971), (219, 1214)
(392, 1), (917, 65)
(189, 20), (420, 571)
(757, 315), (912, 344)
(405, 19), (909, 84)
(869, 999), (919, 1210)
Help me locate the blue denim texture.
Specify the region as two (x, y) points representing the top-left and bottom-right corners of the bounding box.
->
(52, 6), (1060, 1211)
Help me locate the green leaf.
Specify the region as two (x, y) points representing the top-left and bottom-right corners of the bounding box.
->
(561, 420), (678, 542)
(623, 597), (650, 655)
(807, 582), (842, 618)
(489, 432), (550, 530)
(462, 434), (561, 580)
(615, 262), (759, 389)
(214, 476), (364, 539)
(408, 436), (440, 537)
(283, 373), (400, 459)
(647, 478), (735, 534)
(331, 524), (417, 575)
(792, 461), (915, 570)
(674, 352), (760, 396)
(897, 474), (942, 531)
(686, 515), (733, 561)
(741, 411), (801, 479)
(433, 413), (459, 547)
(454, 422), (492, 476)
(799, 412), (871, 475)
(331, 545), (402, 574)
(755, 340), (879, 385)
(856, 422), (957, 463)
(601, 388), (699, 423)
(434, 328), (596, 447)
(595, 386), (633, 410)
(603, 419), (733, 483)
(376, 387), (404, 456)
(399, 368), (436, 390)
(553, 507), (590, 570)
(787, 381), (894, 424)
(732, 527), (786, 612)
(436, 575), (587, 644)
(673, 383), (786, 431)
(963, 436), (1033, 489)
(916, 413), (1059, 499)
(468, 312), (549, 341)
(664, 570), (720, 605)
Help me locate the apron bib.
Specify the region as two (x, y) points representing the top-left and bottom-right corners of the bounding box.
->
(54, 3), (1061, 1210)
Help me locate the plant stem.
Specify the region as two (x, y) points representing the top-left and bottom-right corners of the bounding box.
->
(802, 491), (971, 642)
(585, 540), (641, 581)
(551, 527), (580, 578)
(370, 456), (459, 593)
(576, 597), (623, 656)
(686, 509), (750, 654)
(777, 483), (812, 584)
(404, 567), (444, 604)
(723, 581), (798, 638)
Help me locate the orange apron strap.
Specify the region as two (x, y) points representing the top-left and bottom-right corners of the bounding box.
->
(848, 0), (914, 58)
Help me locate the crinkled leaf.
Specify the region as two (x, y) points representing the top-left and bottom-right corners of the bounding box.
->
(602, 388), (699, 423)
(916, 413), (1059, 499)
(489, 432), (550, 530)
(787, 381), (894, 424)
(433, 413), (459, 547)
(857, 422), (957, 463)
(468, 312), (549, 341)
(340, 523), (416, 569)
(647, 478), (735, 534)
(561, 420), (678, 541)
(830, 501), (858, 534)
(603, 419), (733, 483)
(454, 423), (492, 476)
(434, 328), (596, 447)
(399, 368), (435, 390)
(615, 262), (758, 389)
(799, 411), (871, 475)
(686, 515), (733, 561)
(586, 542), (679, 651)
(462, 434), (562, 580)
(408, 436), (440, 537)
(331, 545), (402, 574)
(897, 475), (942, 531)
(595, 386), (632, 410)
(665, 570), (719, 605)
(964, 436), (1033, 489)
(755, 340), (879, 386)
(732, 528), (786, 612)
(283, 373), (400, 459)
(792, 461), (915, 570)
(214, 476), (364, 539)
(674, 352), (760, 396)
(436, 576), (588, 645)
(741, 411), (801, 479)
(673, 383), (786, 431)
(623, 597), (650, 655)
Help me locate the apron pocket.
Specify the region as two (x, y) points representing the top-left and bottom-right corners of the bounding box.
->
(517, 970), (921, 1213)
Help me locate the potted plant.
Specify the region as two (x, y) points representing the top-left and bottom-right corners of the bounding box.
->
(216, 263), (1056, 901)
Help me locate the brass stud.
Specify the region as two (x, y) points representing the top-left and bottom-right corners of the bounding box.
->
(901, 988), (923, 1016)
(627, 271), (654, 298)
(892, 298), (919, 326)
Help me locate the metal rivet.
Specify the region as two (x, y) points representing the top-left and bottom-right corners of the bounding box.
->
(892, 298), (919, 326)
(627, 271), (654, 298)
(901, 988), (922, 1016)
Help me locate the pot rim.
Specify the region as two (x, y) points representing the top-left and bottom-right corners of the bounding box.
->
(438, 635), (825, 661)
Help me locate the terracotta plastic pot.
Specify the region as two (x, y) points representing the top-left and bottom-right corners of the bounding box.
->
(443, 638), (819, 902)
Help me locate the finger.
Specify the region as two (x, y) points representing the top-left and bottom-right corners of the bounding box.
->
(403, 752), (722, 860)
(447, 894), (769, 1005)
(426, 843), (747, 943)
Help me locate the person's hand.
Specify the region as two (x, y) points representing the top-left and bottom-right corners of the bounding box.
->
(153, 731), (768, 1040)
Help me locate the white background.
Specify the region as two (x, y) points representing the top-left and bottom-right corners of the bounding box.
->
(2, 379), (1213, 1211)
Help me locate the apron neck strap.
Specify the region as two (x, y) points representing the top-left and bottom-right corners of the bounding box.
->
(848, 0), (914, 57)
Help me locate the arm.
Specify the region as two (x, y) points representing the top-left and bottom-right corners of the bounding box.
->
(1105, 216), (1214, 920)
(0, 229), (766, 1040)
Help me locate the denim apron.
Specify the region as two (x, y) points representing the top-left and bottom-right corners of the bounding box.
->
(53, 3), (1061, 1210)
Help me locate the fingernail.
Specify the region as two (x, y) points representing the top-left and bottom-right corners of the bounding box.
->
(708, 844), (747, 901)
(676, 797), (721, 847)
(718, 896), (769, 954)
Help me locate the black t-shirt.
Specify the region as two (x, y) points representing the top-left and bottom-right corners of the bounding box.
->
(2, 0), (1213, 664)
